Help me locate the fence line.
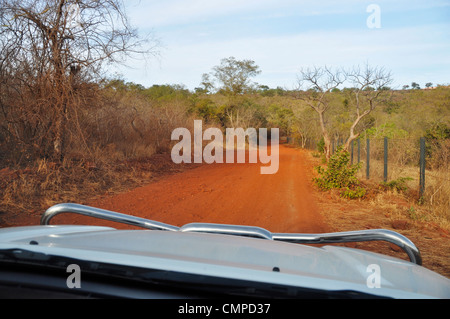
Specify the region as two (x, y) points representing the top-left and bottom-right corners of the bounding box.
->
(345, 137), (448, 200)
(294, 136), (449, 200)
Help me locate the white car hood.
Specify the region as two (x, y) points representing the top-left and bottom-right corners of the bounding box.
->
(0, 225), (449, 299)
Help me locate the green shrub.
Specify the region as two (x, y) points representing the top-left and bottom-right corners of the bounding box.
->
(380, 177), (413, 192)
(340, 186), (367, 199)
(314, 147), (361, 190)
(317, 138), (325, 153)
(314, 147), (365, 199)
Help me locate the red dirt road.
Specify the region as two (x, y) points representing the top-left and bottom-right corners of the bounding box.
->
(54, 145), (329, 234)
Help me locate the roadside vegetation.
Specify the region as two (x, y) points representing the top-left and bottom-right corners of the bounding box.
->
(313, 147), (365, 199)
(1, 71), (448, 228)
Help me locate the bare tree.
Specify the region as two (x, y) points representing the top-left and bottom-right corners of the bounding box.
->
(0, 0), (157, 162)
(296, 66), (345, 159)
(343, 64), (393, 150)
(296, 64), (392, 159)
(291, 106), (319, 149)
(224, 103), (264, 130)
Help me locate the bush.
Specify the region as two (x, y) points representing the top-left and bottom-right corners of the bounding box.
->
(380, 177), (413, 193)
(314, 147), (365, 199)
(317, 138), (325, 153)
(314, 147), (361, 190)
(341, 186), (367, 199)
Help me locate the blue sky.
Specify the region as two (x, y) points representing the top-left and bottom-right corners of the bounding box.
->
(112, 0), (450, 90)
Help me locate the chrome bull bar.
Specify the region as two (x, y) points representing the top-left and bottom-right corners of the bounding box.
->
(41, 203), (422, 265)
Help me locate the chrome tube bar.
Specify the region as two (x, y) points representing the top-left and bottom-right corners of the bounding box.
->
(41, 203), (180, 232)
(180, 223), (273, 240)
(41, 203), (422, 265)
(272, 230), (422, 266)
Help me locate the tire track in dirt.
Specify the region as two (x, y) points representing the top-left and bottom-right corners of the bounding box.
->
(54, 145), (329, 234)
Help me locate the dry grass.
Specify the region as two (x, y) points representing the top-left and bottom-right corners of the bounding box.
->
(307, 151), (450, 279)
(425, 170), (450, 225)
(356, 157), (450, 229)
(0, 152), (197, 227)
(351, 136), (449, 229)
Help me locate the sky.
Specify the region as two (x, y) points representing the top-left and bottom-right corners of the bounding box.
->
(111, 0), (450, 91)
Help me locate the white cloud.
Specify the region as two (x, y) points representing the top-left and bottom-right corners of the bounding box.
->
(127, 0), (450, 30)
(115, 1), (450, 89)
(126, 0), (365, 28)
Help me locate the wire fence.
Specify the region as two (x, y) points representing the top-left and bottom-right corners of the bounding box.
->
(344, 138), (448, 197)
(289, 135), (449, 221)
(294, 136), (449, 202)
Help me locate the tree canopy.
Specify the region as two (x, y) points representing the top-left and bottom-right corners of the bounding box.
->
(204, 56), (261, 95)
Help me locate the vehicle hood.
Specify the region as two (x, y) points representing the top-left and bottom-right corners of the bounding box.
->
(0, 225), (449, 299)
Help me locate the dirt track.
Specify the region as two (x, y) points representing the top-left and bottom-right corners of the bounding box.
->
(54, 145), (329, 234)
